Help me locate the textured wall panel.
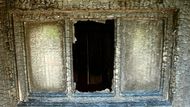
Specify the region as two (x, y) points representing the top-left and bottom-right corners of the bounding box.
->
(120, 20), (163, 91)
(26, 22), (66, 92)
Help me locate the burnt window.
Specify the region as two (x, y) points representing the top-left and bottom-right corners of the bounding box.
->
(73, 20), (115, 92)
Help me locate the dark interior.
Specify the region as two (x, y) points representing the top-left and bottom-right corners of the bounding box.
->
(73, 20), (114, 92)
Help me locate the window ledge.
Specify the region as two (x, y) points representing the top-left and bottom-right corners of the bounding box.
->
(17, 98), (172, 107)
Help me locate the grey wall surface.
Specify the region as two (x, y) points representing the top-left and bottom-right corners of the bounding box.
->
(173, 0), (190, 107)
(0, 0), (18, 106)
(0, 0), (190, 107)
(0, 1), (17, 107)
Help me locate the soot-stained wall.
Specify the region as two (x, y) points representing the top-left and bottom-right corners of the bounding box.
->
(0, 0), (190, 107)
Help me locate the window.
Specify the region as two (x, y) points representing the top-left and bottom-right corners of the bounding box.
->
(73, 20), (114, 92)
(14, 10), (176, 106)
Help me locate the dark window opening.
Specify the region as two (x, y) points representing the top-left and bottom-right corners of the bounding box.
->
(73, 20), (114, 92)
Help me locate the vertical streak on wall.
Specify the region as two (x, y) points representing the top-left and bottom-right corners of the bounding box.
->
(65, 18), (72, 96)
(114, 18), (121, 96)
(14, 21), (28, 101)
(0, 1), (7, 106)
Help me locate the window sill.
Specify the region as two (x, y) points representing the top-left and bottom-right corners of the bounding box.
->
(17, 99), (172, 107)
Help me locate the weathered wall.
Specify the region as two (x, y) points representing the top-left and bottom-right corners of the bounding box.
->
(0, 0), (18, 107)
(0, 0), (190, 107)
(173, 0), (190, 107)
